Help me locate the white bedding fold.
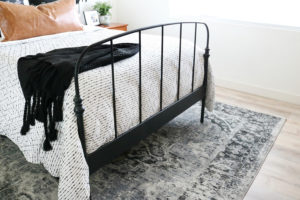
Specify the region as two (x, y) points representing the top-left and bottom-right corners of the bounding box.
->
(0, 28), (214, 200)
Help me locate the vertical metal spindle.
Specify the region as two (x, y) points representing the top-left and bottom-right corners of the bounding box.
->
(139, 31), (142, 123)
(160, 26), (164, 111)
(177, 23), (182, 100)
(110, 40), (118, 138)
(191, 23), (197, 92)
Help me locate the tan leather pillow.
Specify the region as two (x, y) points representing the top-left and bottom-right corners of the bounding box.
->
(0, 0), (83, 42)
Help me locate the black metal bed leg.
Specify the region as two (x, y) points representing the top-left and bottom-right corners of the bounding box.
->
(201, 47), (210, 124)
(200, 98), (205, 123)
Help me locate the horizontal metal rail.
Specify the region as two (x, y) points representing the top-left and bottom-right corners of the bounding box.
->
(88, 87), (205, 174)
(73, 22), (210, 159)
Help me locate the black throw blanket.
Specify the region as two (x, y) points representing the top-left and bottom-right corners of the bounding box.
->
(18, 43), (139, 151)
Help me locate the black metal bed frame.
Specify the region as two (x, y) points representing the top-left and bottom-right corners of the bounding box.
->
(73, 22), (210, 174)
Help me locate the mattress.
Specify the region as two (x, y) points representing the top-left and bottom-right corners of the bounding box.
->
(0, 27), (214, 200)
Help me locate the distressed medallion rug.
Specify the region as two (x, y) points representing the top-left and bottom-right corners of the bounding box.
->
(0, 102), (285, 200)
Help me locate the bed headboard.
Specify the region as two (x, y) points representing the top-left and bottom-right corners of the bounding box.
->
(28, 0), (55, 5)
(28, 0), (79, 5)
(0, 0), (80, 5)
(0, 0), (25, 4)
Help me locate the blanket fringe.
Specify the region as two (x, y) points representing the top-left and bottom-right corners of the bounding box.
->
(48, 104), (58, 141)
(20, 92), (64, 151)
(21, 99), (30, 135)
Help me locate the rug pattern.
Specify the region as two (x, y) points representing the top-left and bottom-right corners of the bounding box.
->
(0, 102), (284, 200)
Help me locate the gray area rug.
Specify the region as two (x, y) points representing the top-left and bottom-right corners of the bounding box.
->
(0, 102), (285, 200)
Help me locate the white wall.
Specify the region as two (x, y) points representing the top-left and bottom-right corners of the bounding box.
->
(112, 0), (300, 105)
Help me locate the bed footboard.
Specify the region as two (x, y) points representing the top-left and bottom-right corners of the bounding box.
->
(73, 22), (210, 169)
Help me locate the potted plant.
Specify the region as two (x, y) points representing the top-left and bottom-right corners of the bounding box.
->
(93, 2), (112, 25)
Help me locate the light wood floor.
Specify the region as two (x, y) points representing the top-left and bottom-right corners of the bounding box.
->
(215, 86), (300, 200)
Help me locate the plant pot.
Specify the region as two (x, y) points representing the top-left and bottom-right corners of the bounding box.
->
(100, 15), (111, 25)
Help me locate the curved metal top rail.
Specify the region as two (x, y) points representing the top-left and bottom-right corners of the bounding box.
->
(74, 22), (210, 98)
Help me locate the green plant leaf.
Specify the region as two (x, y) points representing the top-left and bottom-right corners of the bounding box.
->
(93, 2), (112, 16)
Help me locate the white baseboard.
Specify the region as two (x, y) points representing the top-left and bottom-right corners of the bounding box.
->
(215, 78), (300, 106)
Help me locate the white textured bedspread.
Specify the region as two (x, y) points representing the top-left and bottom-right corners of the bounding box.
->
(0, 27), (214, 200)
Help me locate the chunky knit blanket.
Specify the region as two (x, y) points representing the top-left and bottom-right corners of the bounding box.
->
(0, 27), (214, 200)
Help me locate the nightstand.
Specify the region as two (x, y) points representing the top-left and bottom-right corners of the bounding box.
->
(99, 23), (128, 31)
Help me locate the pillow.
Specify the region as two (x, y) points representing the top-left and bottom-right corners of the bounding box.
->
(0, 0), (26, 40)
(0, 0), (83, 42)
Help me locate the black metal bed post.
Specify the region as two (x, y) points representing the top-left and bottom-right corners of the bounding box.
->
(74, 66), (87, 158)
(200, 36), (210, 123)
(74, 96), (87, 157)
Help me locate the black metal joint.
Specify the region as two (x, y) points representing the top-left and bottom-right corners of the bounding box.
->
(74, 96), (85, 115)
(204, 48), (210, 58)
